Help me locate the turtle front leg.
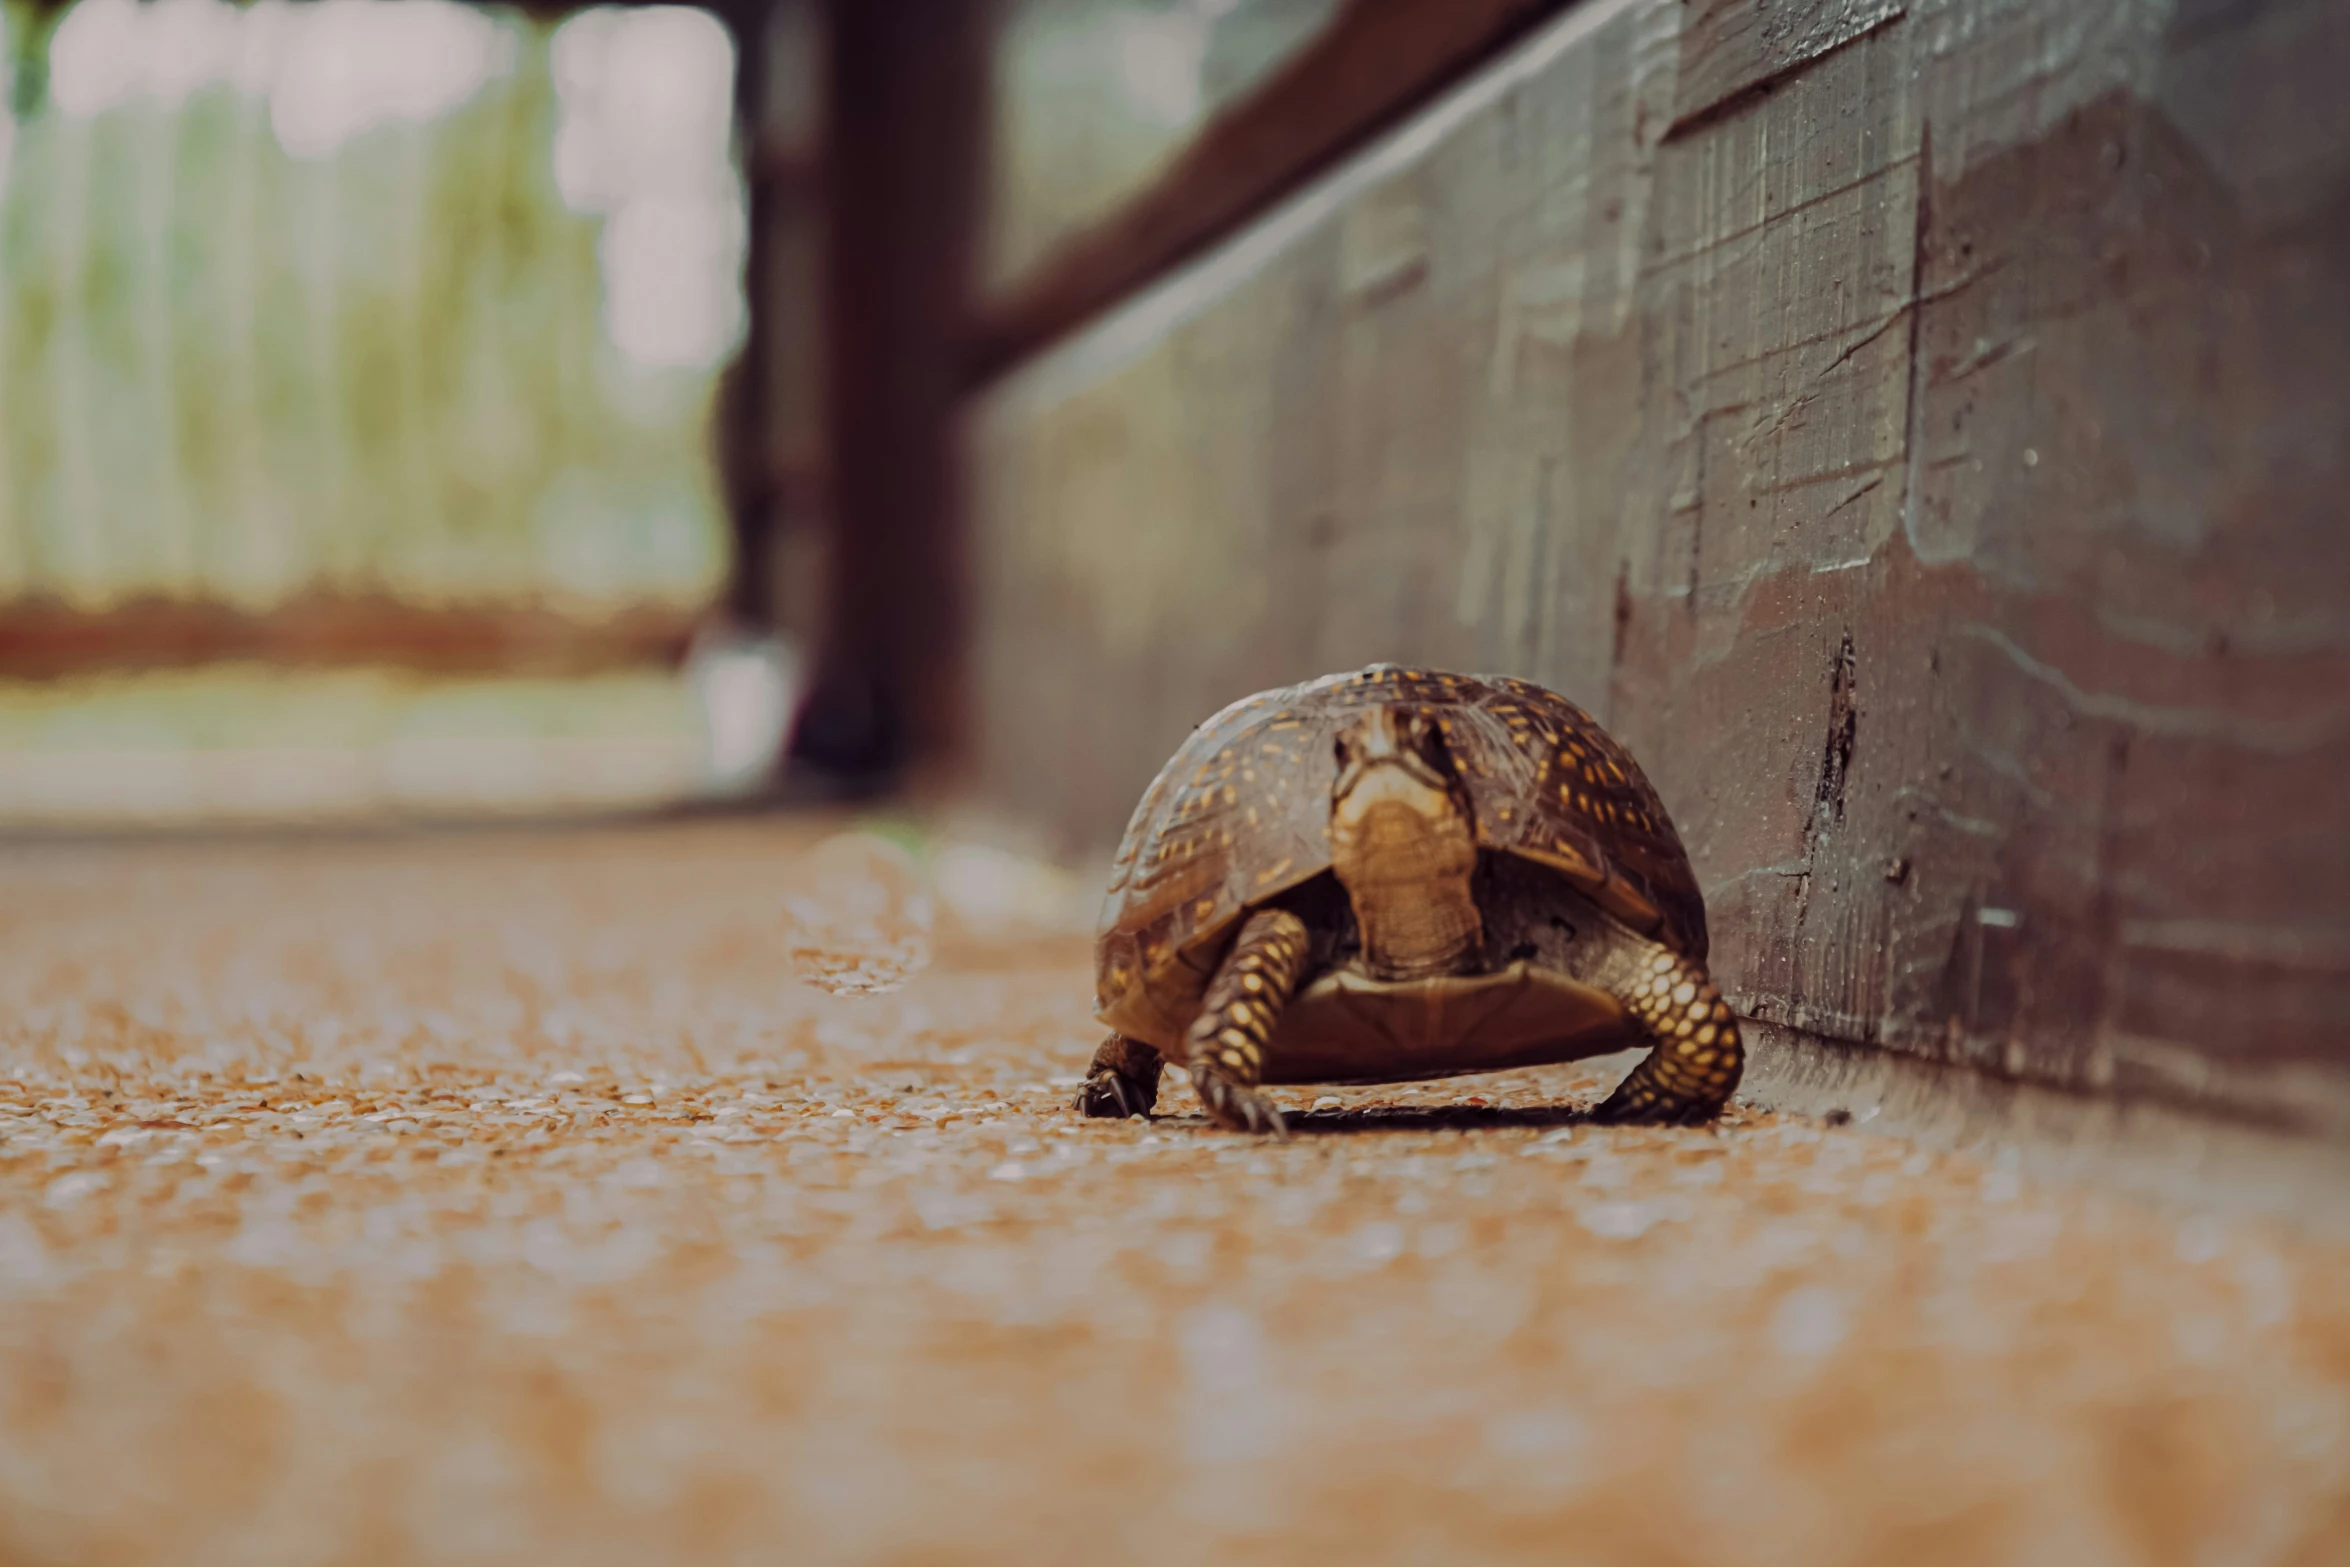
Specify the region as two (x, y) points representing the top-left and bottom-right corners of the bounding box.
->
(1076, 1034), (1163, 1119)
(1592, 947), (1744, 1124)
(1185, 907), (1312, 1136)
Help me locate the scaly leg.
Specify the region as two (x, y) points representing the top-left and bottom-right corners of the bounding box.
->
(1186, 907), (1312, 1135)
(1075, 1033), (1164, 1119)
(1592, 946), (1744, 1124)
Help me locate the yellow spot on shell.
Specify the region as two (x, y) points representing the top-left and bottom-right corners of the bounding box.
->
(1672, 981), (1698, 1005)
(1652, 953), (1677, 974)
(1687, 999), (1710, 1020)
(1676, 1039), (1698, 1055)
(1695, 1023), (1718, 1046)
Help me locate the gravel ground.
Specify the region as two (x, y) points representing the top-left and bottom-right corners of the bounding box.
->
(2, 822), (2346, 1566)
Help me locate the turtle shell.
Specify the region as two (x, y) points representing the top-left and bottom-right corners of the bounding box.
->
(1094, 665), (1705, 1048)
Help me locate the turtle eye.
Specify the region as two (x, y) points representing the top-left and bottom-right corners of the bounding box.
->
(1408, 712), (1450, 767)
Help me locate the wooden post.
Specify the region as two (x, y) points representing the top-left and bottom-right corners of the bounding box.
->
(715, 0), (783, 630)
(789, 0), (988, 790)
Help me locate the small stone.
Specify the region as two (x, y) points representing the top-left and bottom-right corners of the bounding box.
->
(1349, 1222), (1406, 1267)
(1769, 1287), (1848, 1359)
(44, 1171), (107, 1209)
(1579, 1201), (1660, 1240)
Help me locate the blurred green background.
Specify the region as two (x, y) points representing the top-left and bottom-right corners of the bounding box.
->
(0, 0), (738, 615)
(0, 0), (1334, 828)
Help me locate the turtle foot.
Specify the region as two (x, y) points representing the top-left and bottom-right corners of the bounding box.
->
(1076, 1068), (1157, 1119)
(1075, 1033), (1163, 1119)
(1193, 1070), (1288, 1137)
(1589, 1088), (1718, 1127)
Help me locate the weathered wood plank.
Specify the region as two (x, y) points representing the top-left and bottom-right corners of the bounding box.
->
(965, 0), (2350, 1135)
(1669, 0), (1908, 135)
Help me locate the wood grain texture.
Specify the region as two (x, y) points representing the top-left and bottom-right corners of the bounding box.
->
(964, 0), (2350, 1136)
(1668, 0), (1908, 135)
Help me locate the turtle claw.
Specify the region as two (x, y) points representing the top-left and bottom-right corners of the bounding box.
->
(1590, 1085), (1720, 1127)
(1193, 1071), (1288, 1137)
(1076, 1068), (1156, 1120)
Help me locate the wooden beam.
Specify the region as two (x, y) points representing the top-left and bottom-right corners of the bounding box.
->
(0, 598), (699, 681)
(963, 0), (1577, 386)
(714, 0), (793, 630)
(788, 0), (987, 788)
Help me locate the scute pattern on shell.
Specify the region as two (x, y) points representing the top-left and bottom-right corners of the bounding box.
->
(1096, 666), (1706, 1038)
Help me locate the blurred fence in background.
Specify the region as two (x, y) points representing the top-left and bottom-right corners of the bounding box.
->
(0, 0), (783, 827)
(0, 0), (739, 623)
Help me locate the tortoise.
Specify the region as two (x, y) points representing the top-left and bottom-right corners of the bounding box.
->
(1077, 664), (1741, 1133)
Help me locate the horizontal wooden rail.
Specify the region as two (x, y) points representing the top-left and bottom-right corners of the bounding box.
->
(963, 0), (1577, 386)
(0, 597), (700, 681)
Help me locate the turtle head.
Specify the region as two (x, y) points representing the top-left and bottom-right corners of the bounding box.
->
(1328, 705), (1482, 979)
(1331, 705), (1461, 821)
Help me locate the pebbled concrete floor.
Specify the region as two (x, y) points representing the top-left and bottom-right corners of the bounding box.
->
(2, 822), (2346, 1566)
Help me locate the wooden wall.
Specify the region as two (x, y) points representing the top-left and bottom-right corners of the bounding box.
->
(963, 0), (2350, 1134)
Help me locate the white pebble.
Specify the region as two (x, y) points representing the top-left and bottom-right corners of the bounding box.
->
(1579, 1201), (1659, 1240)
(1350, 1222), (1406, 1267)
(44, 1171), (108, 1210)
(1770, 1286), (1848, 1359)
(1484, 1406), (1587, 1461)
